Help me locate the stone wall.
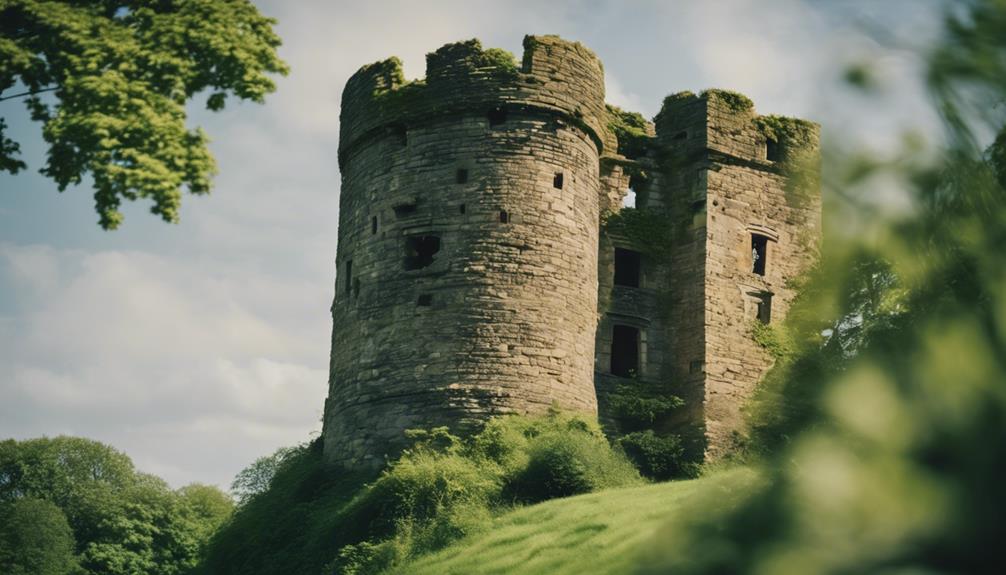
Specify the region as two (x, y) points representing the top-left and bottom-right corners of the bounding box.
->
(324, 36), (608, 469)
(324, 36), (822, 469)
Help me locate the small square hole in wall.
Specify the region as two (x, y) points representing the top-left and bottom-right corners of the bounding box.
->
(456, 168), (468, 184)
(417, 294), (433, 307)
(499, 210), (510, 223)
(403, 235), (441, 270)
(488, 106), (507, 126)
(553, 172), (564, 189)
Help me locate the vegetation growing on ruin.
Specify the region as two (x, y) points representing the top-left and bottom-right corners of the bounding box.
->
(606, 104), (652, 159)
(700, 89), (754, 113)
(201, 411), (642, 575)
(753, 115), (818, 147)
(601, 207), (673, 255)
(750, 321), (792, 360)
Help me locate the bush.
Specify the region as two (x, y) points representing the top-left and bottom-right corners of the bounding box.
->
(617, 431), (693, 480)
(505, 417), (642, 503)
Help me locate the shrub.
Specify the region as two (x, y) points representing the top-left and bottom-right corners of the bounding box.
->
(506, 419), (642, 503)
(617, 431), (694, 480)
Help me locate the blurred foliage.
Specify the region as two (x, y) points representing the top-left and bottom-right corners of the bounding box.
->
(0, 436), (233, 575)
(0, 0), (288, 229)
(638, 1), (1006, 573)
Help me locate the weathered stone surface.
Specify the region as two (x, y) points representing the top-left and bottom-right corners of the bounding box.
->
(323, 39), (821, 469)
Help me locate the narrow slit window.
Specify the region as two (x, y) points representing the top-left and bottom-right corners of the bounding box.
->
(416, 294), (433, 307)
(344, 260), (352, 294)
(459, 204), (466, 215)
(403, 235), (441, 270)
(456, 168), (468, 184)
(499, 210), (509, 224)
(610, 325), (640, 377)
(353, 278), (360, 299)
(371, 216), (378, 235)
(390, 123), (407, 147)
(751, 234), (768, 276)
(756, 292), (772, 324)
(766, 137), (781, 162)
(488, 106), (507, 126)
(614, 248), (642, 288)
(553, 172), (564, 189)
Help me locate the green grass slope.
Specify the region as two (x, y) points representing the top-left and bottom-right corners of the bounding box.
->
(390, 467), (757, 575)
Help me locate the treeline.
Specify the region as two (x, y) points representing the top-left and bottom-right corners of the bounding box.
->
(0, 437), (232, 575)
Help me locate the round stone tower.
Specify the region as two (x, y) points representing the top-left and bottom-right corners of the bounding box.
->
(323, 36), (610, 468)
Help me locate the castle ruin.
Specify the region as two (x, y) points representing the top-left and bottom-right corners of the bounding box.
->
(322, 36), (820, 469)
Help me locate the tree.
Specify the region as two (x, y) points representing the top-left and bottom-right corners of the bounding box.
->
(0, 498), (78, 575)
(0, 0), (288, 229)
(0, 436), (234, 575)
(229, 444), (300, 505)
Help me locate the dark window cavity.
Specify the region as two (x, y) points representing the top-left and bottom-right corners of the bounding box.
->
(673, 130), (688, 141)
(390, 123), (407, 147)
(553, 172), (564, 189)
(611, 325), (640, 377)
(403, 235), (441, 270)
(690, 199), (706, 214)
(689, 360), (705, 374)
(766, 137), (781, 162)
(371, 216), (378, 235)
(417, 294), (433, 307)
(751, 234), (768, 276)
(456, 168), (468, 184)
(499, 210), (510, 224)
(614, 248), (642, 288)
(459, 204), (466, 215)
(344, 260), (352, 294)
(393, 202), (417, 218)
(488, 106), (507, 126)
(353, 278), (360, 299)
(756, 292), (772, 324)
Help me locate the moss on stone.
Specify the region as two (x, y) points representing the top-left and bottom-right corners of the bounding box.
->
(754, 115), (817, 145)
(601, 207), (673, 255)
(700, 89), (754, 113)
(605, 104), (651, 159)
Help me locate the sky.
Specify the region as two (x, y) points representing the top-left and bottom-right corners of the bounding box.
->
(0, 0), (948, 489)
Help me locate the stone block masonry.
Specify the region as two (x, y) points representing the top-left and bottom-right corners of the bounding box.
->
(322, 36), (821, 469)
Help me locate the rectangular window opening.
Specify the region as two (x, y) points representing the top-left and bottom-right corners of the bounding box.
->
(751, 234), (768, 276)
(611, 325), (640, 377)
(689, 360), (705, 374)
(353, 278), (360, 299)
(488, 106), (507, 127)
(614, 248), (642, 288)
(766, 137), (781, 162)
(344, 260), (352, 294)
(456, 168), (468, 184)
(417, 294), (433, 307)
(371, 216), (378, 235)
(553, 172), (564, 189)
(393, 203), (417, 218)
(459, 204), (466, 215)
(756, 292), (772, 324)
(499, 210), (510, 224)
(403, 235), (441, 270)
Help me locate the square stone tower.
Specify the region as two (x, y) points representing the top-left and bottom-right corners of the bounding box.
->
(595, 90), (821, 459)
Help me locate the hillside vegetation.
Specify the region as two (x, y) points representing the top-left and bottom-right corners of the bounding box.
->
(392, 468), (759, 575)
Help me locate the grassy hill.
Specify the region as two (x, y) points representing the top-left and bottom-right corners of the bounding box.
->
(389, 467), (758, 575)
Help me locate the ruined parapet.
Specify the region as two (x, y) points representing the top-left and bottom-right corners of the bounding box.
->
(324, 36), (609, 469)
(652, 89), (822, 457)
